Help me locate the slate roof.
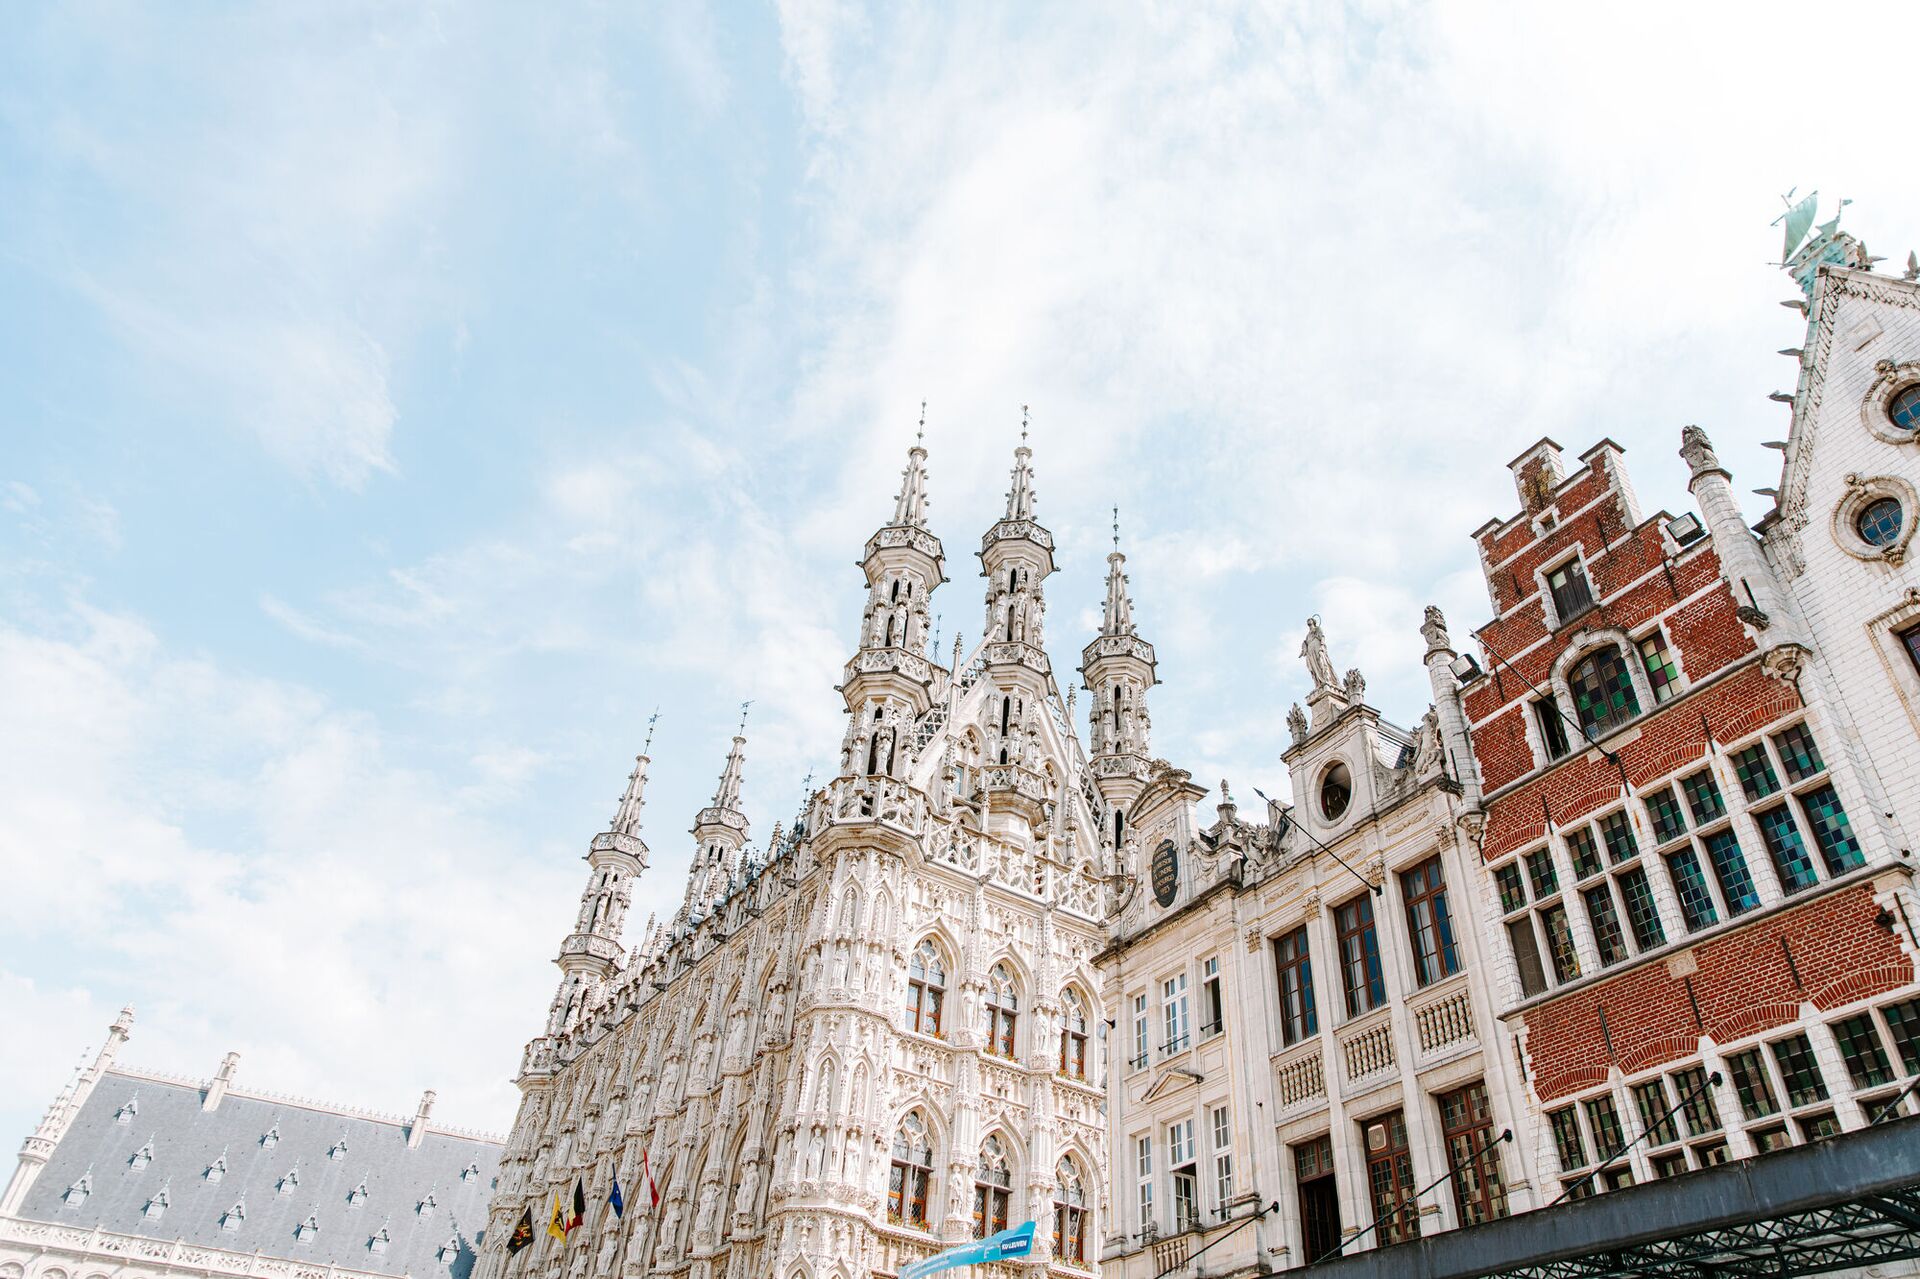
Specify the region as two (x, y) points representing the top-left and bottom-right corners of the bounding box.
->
(17, 1069), (502, 1279)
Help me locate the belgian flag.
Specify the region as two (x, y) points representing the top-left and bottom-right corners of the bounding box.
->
(506, 1208), (534, 1255)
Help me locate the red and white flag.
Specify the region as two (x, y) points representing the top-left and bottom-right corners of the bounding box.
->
(639, 1149), (660, 1208)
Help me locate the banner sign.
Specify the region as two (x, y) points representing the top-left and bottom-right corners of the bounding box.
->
(899, 1221), (1036, 1279)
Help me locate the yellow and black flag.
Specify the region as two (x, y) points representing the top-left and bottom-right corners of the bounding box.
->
(506, 1208), (534, 1255)
(547, 1191), (567, 1241)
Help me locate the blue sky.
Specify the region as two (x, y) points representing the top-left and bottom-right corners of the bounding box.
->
(4, 1), (1917, 1141)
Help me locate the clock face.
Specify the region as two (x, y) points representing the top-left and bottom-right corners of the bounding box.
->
(1151, 839), (1179, 907)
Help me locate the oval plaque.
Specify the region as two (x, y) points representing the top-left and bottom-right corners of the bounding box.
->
(1151, 839), (1179, 907)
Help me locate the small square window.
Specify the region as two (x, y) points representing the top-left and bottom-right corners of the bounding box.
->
(1566, 829), (1602, 879)
(1652, 1151), (1690, 1179)
(1797, 783), (1864, 875)
(1600, 812), (1638, 865)
(1832, 1014), (1895, 1088)
(1750, 1124), (1792, 1153)
(1796, 1112), (1841, 1142)
(1681, 771), (1726, 825)
(1638, 633), (1682, 704)
(1694, 1140), (1731, 1166)
(1525, 849), (1559, 899)
(1769, 1034), (1829, 1108)
(1772, 725), (1825, 782)
(1732, 745), (1780, 801)
(1494, 863), (1527, 914)
(1645, 789), (1688, 844)
(1726, 1048), (1779, 1120)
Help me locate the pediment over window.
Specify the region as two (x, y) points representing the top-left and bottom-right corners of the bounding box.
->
(1141, 1065), (1202, 1103)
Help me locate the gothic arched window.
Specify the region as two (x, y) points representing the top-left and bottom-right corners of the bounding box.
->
(1054, 1155), (1088, 1262)
(888, 1112), (933, 1227)
(907, 940), (946, 1037)
(973, 1135), (1012, 1238)
(1568, 645), (1640, 739)
(985, 964), (1019, 1058)
(1058, 988), (1089, 1079)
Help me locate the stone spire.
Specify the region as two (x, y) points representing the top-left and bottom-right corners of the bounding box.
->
(712, 728), (747, 814)
(687, 716), (753, 917)
(1082, 511), (1156, 819)
(1102, 507), (1135, 636)
(611, 716), (656, 838)
(1005, 406), (1037, 520)
(892, 404), (932, 528)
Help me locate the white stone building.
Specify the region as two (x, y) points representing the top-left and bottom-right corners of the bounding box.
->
(474, 435), (1114, 1279)
(1099, 607), (1533, 1278)
(0, 1009), (503, 1279)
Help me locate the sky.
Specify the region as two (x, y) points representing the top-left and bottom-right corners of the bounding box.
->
(4, 1), (1918, 1144)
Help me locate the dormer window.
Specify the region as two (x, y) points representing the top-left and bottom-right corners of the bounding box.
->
(220, 1200), (245, 1231)
(1319, 762), (1352, 821)
(369, 1224), (391, 1254)
(329, 1136), (349, 1161)
(438, 1237), (462, 1265)
(63, 1173), (91, 1208)
(277, 1168), (299, 1197)
(205, 1153), (228, 1183)
(1546, 557), (1595, 625)
(130, 1139), (154, 1171)
(348, 1180), (369, 1207)
(144, 1185), (169, 1219)
(115, 1096), (138, 1125)
(461, 1163), (480, 1184)
(417, 1192), (437, 1218)
(295, 1215), (319, 1244)
(260, 1123), (280, 1150)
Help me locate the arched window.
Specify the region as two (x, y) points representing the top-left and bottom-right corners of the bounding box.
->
(1054, 1156), (1088, 1262)
(888, 1112), (933, 1227)
(985, 964), (1019, 1058)
(1058, 988), (1089, 1079)
(885, 614), (897, 647)
(1568, 645), (1640, 739)
(973, 1136), (1012, 1238)
(907, 940), (946, 1037)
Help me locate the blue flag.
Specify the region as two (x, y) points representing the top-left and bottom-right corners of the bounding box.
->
(607, 1174), (624, 1220)
(899, 1221), (1035, 1279)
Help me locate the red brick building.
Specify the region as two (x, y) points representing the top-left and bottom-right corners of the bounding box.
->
(1457, 431), (1918, 1195)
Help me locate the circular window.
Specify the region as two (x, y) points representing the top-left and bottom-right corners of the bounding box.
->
(1319, 762), (1352, 821)
(1858, 497), (1903, 547)
(1889, 384), (1920, 434)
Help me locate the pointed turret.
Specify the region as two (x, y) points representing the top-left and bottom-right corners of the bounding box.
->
(541, 733), (654, 1041)
(979, 409), (1056, 671)
(1082, 510), (1157, 824)
(687, 716), (752, 915)
(841, 410), (947, 782)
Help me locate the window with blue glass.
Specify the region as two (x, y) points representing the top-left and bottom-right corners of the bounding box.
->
(1569, 646), (1639, 739)
(1566, 829), (1602, 880)
(1645, 788), (1688, 844)
(1773, 725), (1825, 782)
(1336, 895), (1387, 1017)
(1797, 783), (1864, 874)
(1701, 829), (1760, 915)
(1274, 927), (1317, 1047)
(1731, 744), (1779, 801)
(1400, 857), (1460, 986)
(1600, 812), (1638, 864)
(1857, 497), (1904, 548)
(1665, 848), (1719, 932)
(1617, 867), (1666, 950)
(1682, 770), (1726, 825)
(1754, 805), (1819, 893)
(1892, 383), (1920, 433)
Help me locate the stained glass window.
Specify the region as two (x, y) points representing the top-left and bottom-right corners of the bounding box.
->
(1798, 783), (1864, 874)
(1645, 788), (1688, 845)
(1617, 867), (1665, 949)
(1583, 886), (1628, 966)
(1638, 632), (1682, 704)
(1890, 383), (1920, 432)
(1702, 829), (1759, 915)
(1755, 805), (1819, 893)
(1600, 812), (1639, 864)
(1832, 1014), (1894, 1088)
(1566, 828), (1602, 879)
(1732, 744), (1780, 801)
(1682, 770), (1726, 825)
(1665, 848), (1718, 931)
(1569, 646), (1639, 738)
(1769, 1034), (1829, 1108)
(1773, 724), (1825, 782)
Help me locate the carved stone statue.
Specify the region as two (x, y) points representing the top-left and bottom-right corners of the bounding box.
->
(1286, 702), (1309, 745)
(1300, 617), (1339, 692)
(1414, 707), (1442, 778)
(1420, 604), (1451, 655)
(1343, 668), (1366, 702)
(733, 1160), (761, 1220)
(693, 1182), (721, 1241)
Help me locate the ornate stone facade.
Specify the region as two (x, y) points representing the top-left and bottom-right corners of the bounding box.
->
(476, 435), (1111, 1279)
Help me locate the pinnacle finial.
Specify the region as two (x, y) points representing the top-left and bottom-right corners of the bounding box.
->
(917, 400), (927, 447)
(892, 407), (933, 527)
(643, 708), (659, 756)
(737, 700), (752, 735)
(1021, 404), (1030, 445)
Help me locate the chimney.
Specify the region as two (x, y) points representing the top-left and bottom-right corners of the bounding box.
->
(407, 1089), (437, 1149)
(203, 1052), (240, 1111)
(1508, 438), (1565, 513)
